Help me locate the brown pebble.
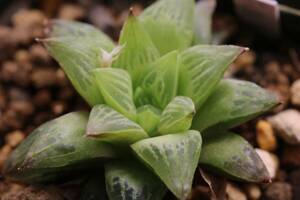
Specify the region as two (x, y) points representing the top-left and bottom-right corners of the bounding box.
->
(31, 68), (57, 88)
(29, 44), (50, 62)
(14, 50), (31, 64)
(243, 184), (261, 200)
(10, 100), (34, 116)
(52, 101), (67, 115)
(33, 90), (52, 107)
(12, 10), (45, 28)
(58, 4), (86, 20)
(291, 79), (300, 106)
(226, 183), (247, 200)
(0, 145), (12, 169)
(1, 61), (18, 81)
(5, 130), (25, 148)
(264, 182), (292, 200)
(256, 120), (277, 151)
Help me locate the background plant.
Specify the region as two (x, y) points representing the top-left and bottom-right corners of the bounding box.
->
(4, 0), (279, 199)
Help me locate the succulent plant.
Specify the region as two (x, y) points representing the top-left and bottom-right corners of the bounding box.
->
(4, 0), (279, 199)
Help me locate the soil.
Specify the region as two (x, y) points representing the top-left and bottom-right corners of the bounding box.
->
(0, 0), (300, 200)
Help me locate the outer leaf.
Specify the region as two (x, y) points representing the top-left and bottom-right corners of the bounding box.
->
(93, 68), (137, 121)
(134, 51), (180, 109)
(4, 112), (116, 183)
(140, 0), (195, 54)
(193, 0), (216, 44)
(43, 21), (114, 106)
(131, 130), (202, 200)
(137, 105), (161, 137)
(113, 14), (159, 85)
(199, 132), (271, 183)
(48, 20), (114, 50)
(105, 161), (166, 200)
(193, 79), (279, 132)
(86, 105), (148, 145)
(179, 45), (246, 109)
(158, 96), (195, 134)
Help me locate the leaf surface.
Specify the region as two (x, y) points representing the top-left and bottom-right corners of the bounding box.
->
(105, 161), (166, 200)
(4, 112), (116, 183)
(113, 14), (159, 85)
(93, 68), (136, 121)
(43, 20), (114, 106)
(137, 105), (161, 137)
(140, 0), (195, 54)
(179, 45), (246, 108)
(193, 79), (279, 132)
(158, 96), (195, 134)
(131, 130), (202, 200)
(86, 105), (148, 145)
(199, 132), (270, 183)
(134, 51), (180, 109)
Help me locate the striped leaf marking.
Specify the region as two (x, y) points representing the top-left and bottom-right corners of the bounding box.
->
(113, 14), (159, 86)
(105, 161), (166, 200)
(93, 68), (137, 121)
(134, 51), (180, 109)
(179, 45), (247, 109)
(131, 130), (202, 200)
(86, 105), (148, 145)
(158, 96), (195, 134)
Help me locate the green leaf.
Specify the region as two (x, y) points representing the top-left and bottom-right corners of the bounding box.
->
(93, 68), (137, 121)
(179, 45), (246, 109)
(199, 132), (271, 183)
(113, 14), (159, 85)
(86, 105), (148, 145)
(158, 96), (195, 134)
(43, 20), (115, 106)
(131, 130), (202, 200)
(193, 0), (216, 44)
(137, 105), (161, 137)
(134, 51), (180, 109)
(193, 79), (279, 133)
(48, 20), (114, 50)
(105, 161), (166, 200)
(140, 0), (195, 54)
(4, 112), (116, 183)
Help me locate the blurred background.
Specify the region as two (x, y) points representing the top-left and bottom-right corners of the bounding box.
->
(0, 0), (300, 199)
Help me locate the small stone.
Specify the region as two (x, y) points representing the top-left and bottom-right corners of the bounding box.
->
(0, 145), (12, 169)
(264, 182), (292, 200)
(12, 10), (45, 28)
(31, 68), (57, 88)
(256, 120), (277, 151)
(14, 50), (31, 64)
(52, 101), (67, 115)
(282, 146), (300, 168)
(268, 109), (300, 145)
(291, 79), (300, 106)
(58, 4), (86, 20)
(226, 183), (247, 200)
(5, 130), (25, 148)
(29, 44), (50, 62)
(10, 100), (34, 116)
(33, 90), (52, 108)
(243, 184), (261, 200)
(255, 149), (279, 179)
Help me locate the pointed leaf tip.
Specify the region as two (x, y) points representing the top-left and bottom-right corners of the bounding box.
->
(131, 130), (202, 199)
